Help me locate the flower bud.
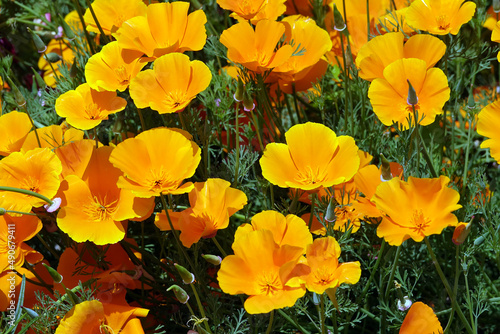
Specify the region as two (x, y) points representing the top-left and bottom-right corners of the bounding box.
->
(494, 0), (500, 13)
(380, 153), (392, 181)
(6, 76), (26, 107)
(70, 59), (78, 78)
(174, 263), (195, 284)
(44, 52), (62, 63)
(452, 222), (472, 245)
(201, 254), (222, 265)
(42, 263), (63, 283)
(467, 92), (475, 110)
(324, 196), (337, 223)
(23, 307), (39, 318)
(58, 14), (76, 41)
(233, 77), (244, 102)
(333, 5), (346, 31)
(473, 235), (485, 246)
(242, 90), (255, 111)
(31, 67), (47, 90)
(0, 208), (6, 215)
(167, 284), (190, 304)
(27, 28), (47, 53)
(406, 80), (418, 106)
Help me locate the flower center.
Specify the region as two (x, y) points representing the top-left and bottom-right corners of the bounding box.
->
(85, 103), (102, 120)
(163, 90), (187, 111)
(21, 176), (40, 194)
(409, 209), (431, 235)
(295, 165), (324, 186)
(82, 195), (118, 221)
(436, 15), (450, 31)
(313, 265), (336, 286)
(146, 168), (179, 193)
(257, 271), (282, 296)
(114, 65), (129, 85)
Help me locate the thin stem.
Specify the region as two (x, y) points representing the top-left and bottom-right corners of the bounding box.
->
(464, 270), (475, 332)
(461, 112), (474, 197)
(5, 210), (37, 216)
(190, 284), (213, 334)
(84, 0), (111, 44)
(308, 193), (317, 230)
(265, 310), (274, 334)
(0, 186), (53, 206)
(234, 104), (240, 187)
(384, 246), (402, 300)
(212, 236), (228, 257)
(70, 0), (96, 54)
(320, 294), (326, 334)
(277, 309), (311, 334)
(137, 108), (146, 131)
(36, 234), (60, 260)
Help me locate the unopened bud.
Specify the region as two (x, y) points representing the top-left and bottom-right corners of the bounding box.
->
(201, 254), (222, 265)
(452, 222), (472, 245)
(23, 307), (39, 318)
(44, 52), (62, 63)
(70, 59), (78, 78)
(59, 14), (76, 41)
(494, 0), (500, 13)
(324, 196), (336, 223)
(380, 153), (392, 181)
(27, 28), (47, 53)
(0, 208), (6, 215)
(6, 76), (26, 107)
(474, 235), (485, 246)
(42, 263), (63, 283)
(31, 67), (47, 90)
(174, 263), (195, 284)
(406, 80), (418, 106)
(167, 284), (190, 304)
(467, 93), (475, 109)
(242, 90), (255, 111)
(234, 77), (244, 102)
(333, 5), (346, 31)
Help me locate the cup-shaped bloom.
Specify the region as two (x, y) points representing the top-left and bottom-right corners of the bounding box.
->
(83, 0), (147, 35)
(58, 146), (154, 245)
(155, 178), (247, 248)
(260, 122), (360, 192)
(0, 148), (62, 214)
(114, 2), (207, 58)
(54, 139), (95, 179)
(301, 236), (361, 294)
(217, 0), (267, 20)
(55, 83), (127, 130)
(220, 20), (293, 73)
(129, 53), (212, 114)
(85, 41), (148, 92)
(0, 111), (32, 156)
(368, 58), (450, 130)
(234, 210), (312, 251)
(218, 229), (307, 314)
(109, 127), (201, 198)
(21, 124), (84, 151)
(230, 0), (286, 23)
(406, 0), (476, 35)
(356, 32), (446, 81)
(477, 100), (500, 163)
(55, 300), (149, 334)
(400, 302), (443, 334)
(372, 176), (461, 246)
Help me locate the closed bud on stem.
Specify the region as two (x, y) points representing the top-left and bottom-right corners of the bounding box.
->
(324, 196), (337, 223)
(234, 77), (244, 102)
(58, 14), (76, 41)
(42, 263), (63, 283)
(167, 284), (190, 304)
(380, 153), (392, 181)
(27, 28), (47, 53)
(201, 254), (222, 265)
(467, 92), (475, 109)
(174, 263), (195, 284)
(44, 52), (62, 63)
(242, 90), (255, 111)
(23, 307), (39, 318)
(453, 221), (472, 245)
(6, 76), (26, 107)
(0, 208), (6, 215)
(494, 0), (500, 13)
(70, 59), (78, 78)
(333, 5), (346, 31)
(31, 67), (47, 90)
(406, 80), (418, 106)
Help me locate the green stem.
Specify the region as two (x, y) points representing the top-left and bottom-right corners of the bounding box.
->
(137, 108), (146, 131)
(212, 236), (228, 257)
(70, 0), (96, 54)
(190, 284), (213, 334)
(464, 270), (475, 332)
(265, 310), (274, 334)
(445, 245), (460, 333)
(234, 104), (240, 187)
(461, 112), (474, 197)
(308, 193), (317, 230)
(0, 186), (53, 206)
(384, 245), (402, 300)
(5, 210), (37, 216)
(277, 309), (311, 334)
(84, 0), (111, 44)
(320, 294), (326, 334)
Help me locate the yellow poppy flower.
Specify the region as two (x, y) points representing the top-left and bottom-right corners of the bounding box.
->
(229, 0), (286, 23)
(368, 58), (450, 130)
(405, 0), (476, 35)
(477, 100), (500, 163)
(217, 229), (308, 314)
(114, 2), (207, 58)
(55, 83), (127, 130)
(372, 176), (461, 246)
(356, 32), (446, 81)
(85, 41), (148, 92)
(217, 0), (267, 20)
(220, 19), (294, 73)
(58, 146), (154, 245)
(83, 0), (147, 35)
(109, 127), (201, 198)
(0, 148), (62, 214)
(129, 52), (212, 114)
(260, 122), (360, 192)
(21, 125), (84, 151)
(0, 111), (32, 156)
(400, 302), (443, 334)
(155, 178), (248, 248)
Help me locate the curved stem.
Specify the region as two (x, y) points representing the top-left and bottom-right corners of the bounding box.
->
(0, 186), (53, 206)
(265, 310), (274, 334)
(190, 284), (213, 334)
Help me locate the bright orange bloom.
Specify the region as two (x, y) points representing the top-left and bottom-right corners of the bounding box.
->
(21, 124), (84, 151)
(405, 0), (476, 35)
(260, 122), (360, 191)
(0, 111), (32, 156)
(55, 83), (127, 130)
(368, 58), (450, 130)
(0, 214), (43, 272)
(85, 41), (148, 92)
(129, 53), (212, 114)
(0, 148), (62, 214)
(58, 146), (154, 245)
(301, 236), (361, 294)
(109, 127), (201, 198)
(400, 301), (443, 333)
(55, 299), (149, 334)
(372, 176), (461, 246)
(234, 210), (313, 251)
(114, 2), (207, 58)
(54, 139), (95, 179)
(217, 0), (268, 20)
(477, 100), (500, 163)
(230, 0), (286, 23)
(37, 39), (74, 87)
(220, 19), (293, 73)
(155, 178), (247, 248)
(83, 0), (147, 35)
(356, 32), (446, 81)
(217, 229), (308, 314)
(452, 221), (471, 245)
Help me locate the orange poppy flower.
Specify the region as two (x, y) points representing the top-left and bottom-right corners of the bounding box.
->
(405, 0), (476, 35)
(400, 301), (443, 333)
(217, 0), (267, 20)
(114, 2), (207, 58)
(55, 299), (149, 334)
(230, 0), (286, 23)
(54, 139), (95, 179)
(83, 0), (147, 35)
(368, 58), (450, 130)
(260, 122), (360, 192)
(155, 178), (247, 248)
(220, 19), (293, 73)
(0, 148), (62, 214)
(38, 39), (74, 87)
(356, 32), (446, 81)
(0, 214), (43, 272)
(109, 127), (201, 198)
(129, 52), (212, 114)
(378, 8), (414, 34)
(55, 83), (127, 130)
(477, 99), (500, 163)
(372, 176), (461, 246)
(21, 124), (84, 151)
(58, 146), (154, 245)
(234, 210), (313, 250)
(0, 111), (32, 156)
(217, 229), (308, 314)
(85, 41), (148, 92)
(301, 236), (361, 294)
